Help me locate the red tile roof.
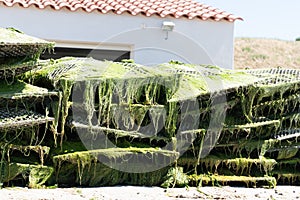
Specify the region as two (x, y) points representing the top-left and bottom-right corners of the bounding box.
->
(0, 0), (242, 22)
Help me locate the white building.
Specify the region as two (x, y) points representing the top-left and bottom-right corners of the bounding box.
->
(0, 0), (242, 69)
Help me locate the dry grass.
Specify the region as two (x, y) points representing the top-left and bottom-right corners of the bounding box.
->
(234, 38), (300, 69)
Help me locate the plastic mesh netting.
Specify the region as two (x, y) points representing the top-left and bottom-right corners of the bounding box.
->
(0, 108), (54, 130)
(0, 64), (33, 79)
(245, 68), (300, 85)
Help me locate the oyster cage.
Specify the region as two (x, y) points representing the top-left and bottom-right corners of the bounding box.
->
(0, 27), (54, 80)
(0, 27), (54, 58)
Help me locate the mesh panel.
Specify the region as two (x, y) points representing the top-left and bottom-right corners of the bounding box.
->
(54, 58), (171, 78)
(0, 92), (59, 109)
(245, 68), (300, 85)
(0, 108), (54, 130)
(274, 128), (300, 140)
(118, 62), (150, 75)
(155, 63), (261, 101)
(0, 64), (34, 79)
(0, 44), (51, 58)
(163, 66), (220, 78)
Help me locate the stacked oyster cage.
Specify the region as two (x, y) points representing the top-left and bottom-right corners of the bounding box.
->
(1, 28), (299, 188)
(159, 63), (280, 188)
(176, 66), (300, 187)
(0, 28), (57, 188)
(27, 58), (182, 186)
(26, 56), (300, 188)
(243, 68), (300, 185)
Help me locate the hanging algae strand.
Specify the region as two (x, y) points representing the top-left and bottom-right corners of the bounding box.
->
(57, 79), (73, 148)
(50, 91), (62, 147)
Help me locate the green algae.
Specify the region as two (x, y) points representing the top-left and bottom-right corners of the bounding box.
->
(0, 27), (54, 82)
(109, 104), (166, 132)
(0, 28), (53, 46)
(21, 60), (300, 188)
(53, 147), (179, 166)
(157, 63), (260, 102)
(0, 28), (54, 60)
(0, 80), (50, 98)
(0, 27), (56, 188)
(58, 79), (73, 148)
(178, 155), (276, 177)
(253, 93), (300, 118)
(0, 143), (50, 165)
(161, 167), (189, 188)
(224, 119), (280, 130)
(25, 58), (182, 147)
(16, 63), (300, 188)
(1, 162), (53, 188)
(280, 113), (300, 130)
(189, 174), (276, 188)
(277, 148), (298, 160)
(53, 148), (179, 186)
(275, 172), (300, 185)
(71, 122), (170, 149)
(3, 27), (300, 189)
(54, 159), (171, 187)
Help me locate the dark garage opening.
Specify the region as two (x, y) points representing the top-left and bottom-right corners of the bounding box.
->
(41, 47), (130, 62)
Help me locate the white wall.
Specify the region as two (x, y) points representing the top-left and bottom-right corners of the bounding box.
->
(0, 6), (235, 69)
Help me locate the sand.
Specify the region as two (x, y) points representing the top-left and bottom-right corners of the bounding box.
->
(0, 185), (299, 200)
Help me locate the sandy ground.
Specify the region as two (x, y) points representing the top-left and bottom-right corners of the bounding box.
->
(0, 186), (299, 200)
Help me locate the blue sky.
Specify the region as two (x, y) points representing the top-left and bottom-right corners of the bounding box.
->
(201, 1), (300, 41)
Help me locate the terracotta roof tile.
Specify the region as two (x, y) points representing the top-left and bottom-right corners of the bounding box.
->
(0, 0), (243, 22)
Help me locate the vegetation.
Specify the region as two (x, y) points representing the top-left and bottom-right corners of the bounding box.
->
(234, 38), (300, 69)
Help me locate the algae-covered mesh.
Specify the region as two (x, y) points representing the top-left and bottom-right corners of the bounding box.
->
(0, 27), (54, 79)
(0, 79), (58, 131)
(0, 28), (54, 58)
(245, 68), (300, 85)
(0, 108), (54, 130)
